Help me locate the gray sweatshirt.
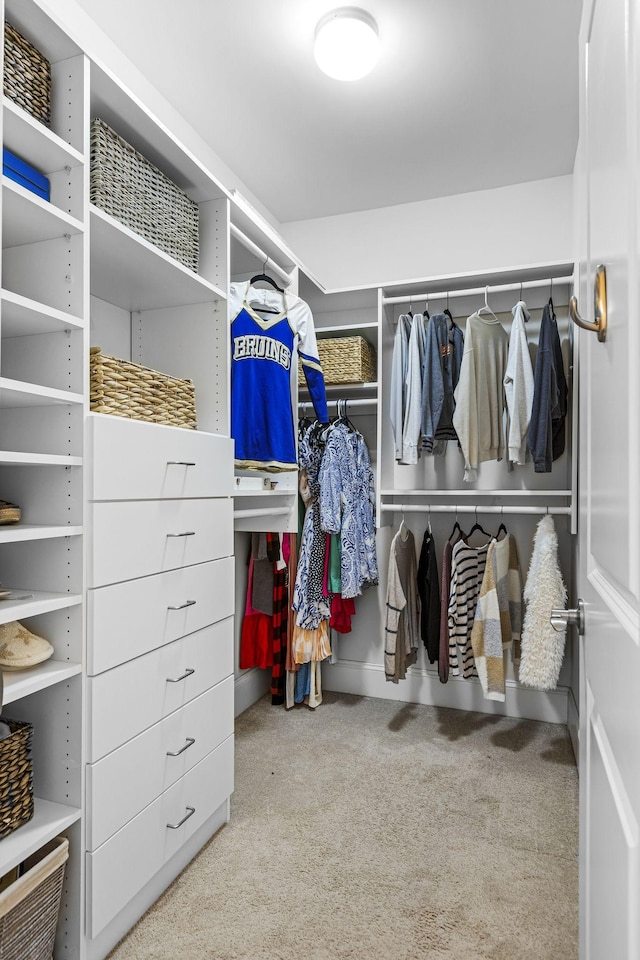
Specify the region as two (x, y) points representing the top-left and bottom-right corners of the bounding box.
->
(453, 311), (509, 482)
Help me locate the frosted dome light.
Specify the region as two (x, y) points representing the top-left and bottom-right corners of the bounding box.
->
(314, 8), (380, 82)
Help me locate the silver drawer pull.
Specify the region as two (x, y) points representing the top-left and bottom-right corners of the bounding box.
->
(166, 461), (196, 466)
(167, 737), (196, 757)
(166, 531), (196, 538)
(166, 668), (195, 683)
(167, 600), (197, 611)
(167, 806), (195, 829)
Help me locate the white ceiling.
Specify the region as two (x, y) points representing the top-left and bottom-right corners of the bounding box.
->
(75, 0), (582, 225)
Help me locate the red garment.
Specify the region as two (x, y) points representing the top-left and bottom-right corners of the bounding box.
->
(239, 612), (274, 669)
(329, 595), (356, 634)
(270, 557), (288, 705)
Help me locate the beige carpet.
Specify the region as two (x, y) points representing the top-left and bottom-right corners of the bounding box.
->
(108, 692), (579, 960)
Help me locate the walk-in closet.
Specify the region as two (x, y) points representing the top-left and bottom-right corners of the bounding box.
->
(0, 0), (635, 958)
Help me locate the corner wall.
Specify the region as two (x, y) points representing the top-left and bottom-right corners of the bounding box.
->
(281, 175), (573, 289)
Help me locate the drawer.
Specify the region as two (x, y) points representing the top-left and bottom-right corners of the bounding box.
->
(86, 735), (234, 939)
(87, 618), (233, 762)
(88, 556), (234, 674)
(88, 497), (233, 587)
(88, 414), (233, 500)
(87, 677), (233, 851)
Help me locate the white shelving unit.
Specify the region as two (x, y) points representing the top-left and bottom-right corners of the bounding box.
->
(0, 1), (87, 957)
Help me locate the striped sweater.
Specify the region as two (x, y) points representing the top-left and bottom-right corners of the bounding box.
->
(470, 534), (523, 702)
(447, 539), (492, 678)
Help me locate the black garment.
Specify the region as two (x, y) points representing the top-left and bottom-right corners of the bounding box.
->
(527, 302), (568, 472)
(417, 528), (441, 663)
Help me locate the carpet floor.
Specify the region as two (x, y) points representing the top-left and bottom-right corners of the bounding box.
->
(107, 692), (579, 960)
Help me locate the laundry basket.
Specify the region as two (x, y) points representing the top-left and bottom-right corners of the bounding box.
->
(0, 836), (69, 960)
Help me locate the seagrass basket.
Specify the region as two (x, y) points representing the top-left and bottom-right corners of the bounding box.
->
(0, 836), (68, 960)
(3, 23), (51, 127)
(89, 347), (197, 429)
(90, 118), (199, 271)
(0, 720), (34, 840)
(298, 336), (377, 386)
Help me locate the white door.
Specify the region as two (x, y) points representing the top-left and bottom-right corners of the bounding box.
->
(576, 0), (640, 957)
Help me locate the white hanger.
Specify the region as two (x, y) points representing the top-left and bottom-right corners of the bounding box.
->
(476, 284), (498, 322)
(399, 506), (408, 541)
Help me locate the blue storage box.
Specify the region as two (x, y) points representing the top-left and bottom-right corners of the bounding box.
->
(2, 148), (50, 201)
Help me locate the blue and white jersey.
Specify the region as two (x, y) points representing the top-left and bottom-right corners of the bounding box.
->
(229, 282), (328, 471)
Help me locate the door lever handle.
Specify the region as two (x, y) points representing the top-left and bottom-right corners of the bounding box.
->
(550, 599), (585, 635)
(569, 264), (607, 342)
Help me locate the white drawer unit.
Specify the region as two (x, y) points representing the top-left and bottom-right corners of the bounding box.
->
(86, 677), (234, 850)
(87, 414), (234, 500)
(86, 735), (234, 939)
(87, 497), (233, 587)
(87, 618), (234, 762)
(88, 556), (234, 675)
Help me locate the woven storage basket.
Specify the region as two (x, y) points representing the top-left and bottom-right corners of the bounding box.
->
(0, 720), (33, 840)
(3, 23), (51, 127)
(90, 347), (197, 429)
(0, 835), (68, 960)
(90, 118), (199, 272)
(299, 336), (377, 386)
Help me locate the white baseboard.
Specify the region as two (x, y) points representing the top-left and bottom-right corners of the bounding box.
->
(323, 659), (570, 725)
(567, 685), (580, 767)
(234, 667), (270, 717)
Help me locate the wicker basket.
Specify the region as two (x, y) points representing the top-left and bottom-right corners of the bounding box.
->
(0, 836), (68, 960)
(0, 720), (33, 840)
(299, 336), (377, 386)
(89, 347), (197, 429)
(3, 23), (51, 127)
(90, 118), (199, 272)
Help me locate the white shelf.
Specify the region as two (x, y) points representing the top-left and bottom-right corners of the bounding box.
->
(0, 798), (80, 877)
(380, 489), (573, 497)
(3, 659), (82, 705)
(2, 177), (84, 247)
(3, 96), (84, 173)
(301, 382), (378, 399)
(0, 377), (83, 408)
(1, 289), (85, 337)
(90, 205), (226, 311)
(0, 590), (82, 625)
(233, 489), (295, 497)
(317, 322), (379, 335)
(0, 451), (82, 466)
(0, 524), (83, 543)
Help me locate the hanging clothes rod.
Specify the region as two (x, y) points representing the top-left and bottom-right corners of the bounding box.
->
(382, 504), (571, 516)
(234, 506), (292, 521)
(382, 276), (572, 307)
(230, 223), (291, 286)
(297, 397), (377, 410)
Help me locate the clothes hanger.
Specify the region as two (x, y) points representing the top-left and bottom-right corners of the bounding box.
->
(408, 296), (413, 319)
(496, 505), (508, 540)
(476, 285), (498, 321)
(448, 505), (466, 542)
(424, 293), (430, 321)
(467, 506), (492, 542)
(250, 257), (284, 293)
(247, 259), (284, 315)
(548, 277), (555, 318)
(399, 506), (408, 540)
(338, 398), (357, 433)
(444, 290), (453, 324)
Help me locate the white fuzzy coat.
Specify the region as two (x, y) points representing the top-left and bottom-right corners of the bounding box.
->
(519, 515), (568, 690)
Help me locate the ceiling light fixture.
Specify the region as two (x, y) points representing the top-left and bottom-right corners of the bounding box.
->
(314, 7), (380, 82)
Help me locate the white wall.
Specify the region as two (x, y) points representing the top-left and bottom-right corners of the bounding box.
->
(281, 175), (574, 289)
